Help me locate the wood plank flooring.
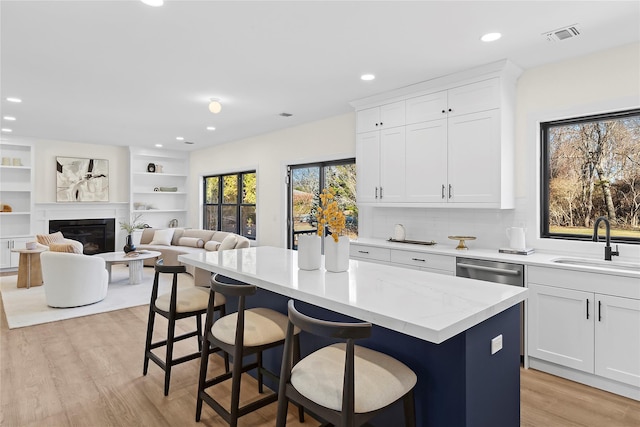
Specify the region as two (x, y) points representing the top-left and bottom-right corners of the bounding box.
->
(1, 290), (639, 426)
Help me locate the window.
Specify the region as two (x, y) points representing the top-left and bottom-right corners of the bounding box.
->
(203, 171), (256, 239)
(541, 109), (640, 242)
(286, 159), (357, 249)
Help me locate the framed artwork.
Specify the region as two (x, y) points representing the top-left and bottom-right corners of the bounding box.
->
(56, 157), (109, 202)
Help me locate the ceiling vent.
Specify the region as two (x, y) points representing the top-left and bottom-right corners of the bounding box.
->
(279, 112), (293, 117)
(543, 24), (581, 42)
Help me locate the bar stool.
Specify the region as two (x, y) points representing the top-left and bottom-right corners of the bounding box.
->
(276, 300), (417, 427)
(143, 259), (226, 396)
(196, 274), (302, 426)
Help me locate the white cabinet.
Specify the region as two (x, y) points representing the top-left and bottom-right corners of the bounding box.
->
(527, 266), (640, 391)
(0, 237), (30, 269)
(356, 127), (405, 203)
(405, 120), (448, 203)
(349, 243), (455, 275)
(129, 148), (189, 229)
(0, 142), (34, 248)
(356, 101), (405, 133)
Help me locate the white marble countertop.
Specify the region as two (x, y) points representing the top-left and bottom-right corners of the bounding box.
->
(179, 246), (528, 344)
(352, 238), (640, 279)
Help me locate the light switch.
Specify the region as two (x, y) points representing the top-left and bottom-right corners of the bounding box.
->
(491, 334), (503, 355)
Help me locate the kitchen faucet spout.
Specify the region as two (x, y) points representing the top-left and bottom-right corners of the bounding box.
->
(593, 216), (620, 261)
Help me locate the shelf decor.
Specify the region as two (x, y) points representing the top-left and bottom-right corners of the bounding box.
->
(297, 234), (321, 270)
(317, 188), (349, 272)
(56, 157), (109, 202)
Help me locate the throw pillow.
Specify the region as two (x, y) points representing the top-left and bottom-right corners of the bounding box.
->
(140, 228), (155, 244)
(49, 241), (83, 254)
(204, 240), (221, 251)
(36, 231), (64, 246)
(218, 234), (238, 251)
(178, 237), (205, 248)
(149, 228), (175, 246)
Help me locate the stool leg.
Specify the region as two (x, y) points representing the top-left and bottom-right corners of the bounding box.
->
(257, 351), (264, 393)
(196, 313), (203, 352)
(164, 314), (176, 396)
(195, 333), (211, 422)
(229, 344), (244, 427)
(143, 272), (160, 375)
(294, 334), (304, 422)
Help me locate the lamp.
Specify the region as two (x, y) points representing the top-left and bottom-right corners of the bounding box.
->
(208, 98), (222, 114)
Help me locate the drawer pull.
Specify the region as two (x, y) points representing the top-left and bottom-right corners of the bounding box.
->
(411, 258), (426, 262)
(358, 250), (370, 254)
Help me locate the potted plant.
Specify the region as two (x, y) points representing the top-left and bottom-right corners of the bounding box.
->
(119, 213), (145, 253)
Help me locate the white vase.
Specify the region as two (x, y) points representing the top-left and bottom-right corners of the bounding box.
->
(324, 235), (350, 272)
(297, 234), (321, 270)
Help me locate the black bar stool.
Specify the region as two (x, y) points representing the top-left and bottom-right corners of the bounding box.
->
(276, 299), (417, 427)
(143, 259), (225, 395)
(195, 273), (302, 426)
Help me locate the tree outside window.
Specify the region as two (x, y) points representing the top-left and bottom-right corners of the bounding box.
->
(541, 109), (640, 241)
(203, 171), (256, 239)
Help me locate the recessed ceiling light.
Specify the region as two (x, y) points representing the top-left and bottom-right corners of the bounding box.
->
(140, 0), (163, 6)
(361, 74), (375, 81)
(3, 116), (16, 121)
(155, 144), (163, 148)
(6, 97), (22, 103)
(481, 32), (502, 42)
(1, 128), (13, 133)
(176, 136), (184, 141)
(206, 126), (216, 131)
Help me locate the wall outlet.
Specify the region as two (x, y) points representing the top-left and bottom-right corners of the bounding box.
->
(491, 334), (503, 355)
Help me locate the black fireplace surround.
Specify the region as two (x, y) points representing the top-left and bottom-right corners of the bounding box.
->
(49, 218), (115, 255)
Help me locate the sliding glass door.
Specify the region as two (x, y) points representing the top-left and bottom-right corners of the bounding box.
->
(287, 159), (357, 249)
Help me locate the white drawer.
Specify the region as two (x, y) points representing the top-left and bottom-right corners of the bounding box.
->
(390, 249), (454, 272)
(349, 245), (391, 262)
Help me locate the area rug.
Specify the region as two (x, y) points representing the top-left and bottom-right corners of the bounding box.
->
(0, 264), (194, 329)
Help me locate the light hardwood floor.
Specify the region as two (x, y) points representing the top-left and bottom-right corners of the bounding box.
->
(1, 291), (639, 426)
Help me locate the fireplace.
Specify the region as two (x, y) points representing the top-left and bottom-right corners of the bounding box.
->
(49, 218), (115, 255)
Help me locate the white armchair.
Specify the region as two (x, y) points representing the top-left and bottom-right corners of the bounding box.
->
(41, 251), (109, 308)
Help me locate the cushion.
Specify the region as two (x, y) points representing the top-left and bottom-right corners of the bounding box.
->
(218, 234), (238, 251)
(49, 240), (83, 254)
(149, 228), (175, 246)
(212, 307), (294, 347)
(171, 228), (185, 245)
(139, 228), (155, 245)
(183, 229), (215, 241)
(204, 240), (221, 251)
(155, 287), (210, 313)
(36, 231), (64, 246)
(290, 343), (417, 413)
(178, 237), (205, 248)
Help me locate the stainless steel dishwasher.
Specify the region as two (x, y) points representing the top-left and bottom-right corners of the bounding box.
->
(456, 257), (525, 356)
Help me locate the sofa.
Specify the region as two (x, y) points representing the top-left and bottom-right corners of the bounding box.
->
(136, 228), (250, 286)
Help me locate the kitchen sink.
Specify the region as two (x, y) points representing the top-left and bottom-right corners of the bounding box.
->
(551, 257), (640, 273)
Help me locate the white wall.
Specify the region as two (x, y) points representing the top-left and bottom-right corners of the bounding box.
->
(188, 113), (355, 247)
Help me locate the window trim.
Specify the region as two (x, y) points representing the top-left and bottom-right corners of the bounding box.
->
(540, 108), (640, 244)
(202, 170), (256, 240)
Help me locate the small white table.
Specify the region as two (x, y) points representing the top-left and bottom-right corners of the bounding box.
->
(94, 251), (161, 285)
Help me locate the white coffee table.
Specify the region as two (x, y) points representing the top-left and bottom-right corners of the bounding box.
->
(94, 250), (161, 285)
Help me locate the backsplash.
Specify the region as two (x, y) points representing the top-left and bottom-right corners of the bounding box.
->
(363, 198), (528, 250)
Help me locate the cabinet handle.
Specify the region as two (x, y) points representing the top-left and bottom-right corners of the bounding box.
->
(375, 187), (378, 199)
(441, 184), (445, 199)
(448, 184), (453, 199)
(375, 123), (379, 127)
(448, 108), (452, 112)
(380, 122), (383, 126)
(411, 258), (426, 262)
(586, 299), (590, 319)
(598, 300), (602, 322)
(358, 250), (370, 254)
(442, 109), (446, 114)
(380, 187), (383, 198)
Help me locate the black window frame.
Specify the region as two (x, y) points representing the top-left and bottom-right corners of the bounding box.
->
(202, 170), (256, 240)
(540, 108), (640, 244)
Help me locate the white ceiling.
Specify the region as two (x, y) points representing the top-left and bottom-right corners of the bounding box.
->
(1, 1), (639, 152)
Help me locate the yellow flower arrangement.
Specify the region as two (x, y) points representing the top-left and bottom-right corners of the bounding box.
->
(317, 188), (346, 242)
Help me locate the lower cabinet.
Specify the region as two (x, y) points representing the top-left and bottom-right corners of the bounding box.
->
(349, 243), (455, 275)
(0, 238), (29, 269)
(528, 276), (640, 388)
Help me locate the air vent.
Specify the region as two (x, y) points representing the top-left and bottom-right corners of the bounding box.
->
(543, 24), (581, 42)
(279, 112), (293, 117)
(184, 141), (195, 145)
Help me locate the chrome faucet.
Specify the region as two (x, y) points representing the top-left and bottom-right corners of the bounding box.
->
(592, 216), (620, 261)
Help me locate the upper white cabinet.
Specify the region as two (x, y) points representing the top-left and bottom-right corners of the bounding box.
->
(356, 101), (405, 133)
(129, 148), (189, 229)
(356, 127), (405, 203)
(351, 60), (521, 209)
(0, 142), (34, 240)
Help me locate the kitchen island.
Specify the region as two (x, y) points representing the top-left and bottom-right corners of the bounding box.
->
(179, 246), (528, 427)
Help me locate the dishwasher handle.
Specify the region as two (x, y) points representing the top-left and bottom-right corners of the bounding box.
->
(456, 262), (521, 276)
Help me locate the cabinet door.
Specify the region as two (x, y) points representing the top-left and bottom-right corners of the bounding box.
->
(0, 239), (11, 269)
(356, 107), (381, 133)
(405, 91), (447, 124)
(447, 109), (500, 203)
(528, 283), (594, 373)
(595, 294), (640, 387)
(356, 132), (381, 203)
(379, 126), (405, 202)
(379, 101), (406, 129)
(405, 120), (448, 202)
(447, 78), (500, 117)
